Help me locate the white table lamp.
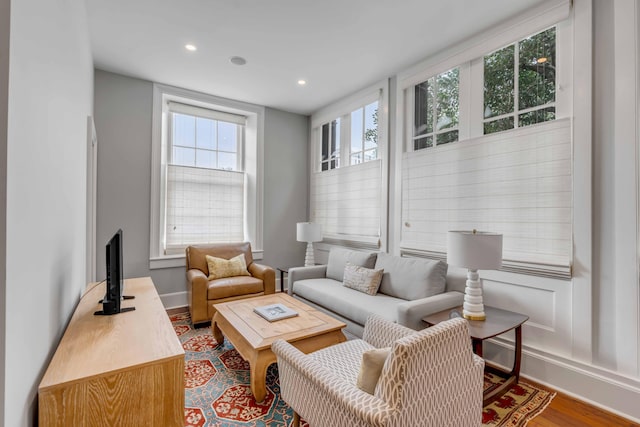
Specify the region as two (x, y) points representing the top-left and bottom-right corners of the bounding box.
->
(297, 222), (323, 267)
(447, 230), (503, 321)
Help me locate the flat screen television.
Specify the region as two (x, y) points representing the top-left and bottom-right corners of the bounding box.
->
(94, 229), (135, 315)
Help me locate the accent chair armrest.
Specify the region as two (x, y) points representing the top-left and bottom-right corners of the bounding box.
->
(396, 291), (465, 331)
(248, 262), (276, 294)
(271, 339), (394, 426)
(287, 265), (328, 295)
(362, 315), (416, 349)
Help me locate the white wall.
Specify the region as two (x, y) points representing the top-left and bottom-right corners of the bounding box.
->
(4, 0), (94, 425)
(0, 0), (9, 423)
(93, 70), (309, 302)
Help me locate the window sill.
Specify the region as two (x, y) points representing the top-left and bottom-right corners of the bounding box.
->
(149, 250), (264, 270)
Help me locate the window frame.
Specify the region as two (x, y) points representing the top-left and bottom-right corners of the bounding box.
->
(150, 84), (264, 269)
(411, 67), (461, 150)
(313, 90), (382, 173)
(482, 26), (558, 135)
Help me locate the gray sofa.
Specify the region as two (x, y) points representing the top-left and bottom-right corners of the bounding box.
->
(288, 248), (466, 337)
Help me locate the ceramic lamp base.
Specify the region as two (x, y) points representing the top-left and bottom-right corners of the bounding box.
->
(462, 269), (486, 321)
(304, 242), (315, 267)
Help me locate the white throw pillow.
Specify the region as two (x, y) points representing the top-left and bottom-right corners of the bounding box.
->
(356, 347), (391, 394)
(342, 262), (384, 296)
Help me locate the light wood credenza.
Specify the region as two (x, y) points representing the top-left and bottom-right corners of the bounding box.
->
(38, 277), (185, 426)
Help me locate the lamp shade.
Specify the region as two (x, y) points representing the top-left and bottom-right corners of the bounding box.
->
(447, 230), (503, 270)
(297, 222), (323, 243)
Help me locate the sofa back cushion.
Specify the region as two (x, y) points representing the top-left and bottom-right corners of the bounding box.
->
(326, 248), (377, 282)
(375, 252), (447, 300)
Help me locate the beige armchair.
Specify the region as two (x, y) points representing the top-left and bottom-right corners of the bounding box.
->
(272, 315), (484, 427)
(186, 242), (275, 326)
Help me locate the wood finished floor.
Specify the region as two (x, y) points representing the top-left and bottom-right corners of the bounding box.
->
(519, 378), (638, 426)
(167, 307), (638, 426)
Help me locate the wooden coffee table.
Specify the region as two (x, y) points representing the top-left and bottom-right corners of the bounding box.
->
(212, 293), (346, 402)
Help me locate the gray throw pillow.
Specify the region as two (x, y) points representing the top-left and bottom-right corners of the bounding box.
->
(343, 262), (384, 295)
(326, 248), (377, 282)
(375, 252), (447, 300)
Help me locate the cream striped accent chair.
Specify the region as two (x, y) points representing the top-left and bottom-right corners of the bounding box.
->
(272, 315), (484, 427)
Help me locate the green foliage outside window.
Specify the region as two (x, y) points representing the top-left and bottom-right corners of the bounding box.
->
(484, 27), (556, 134)
(413, 68), (459, 150)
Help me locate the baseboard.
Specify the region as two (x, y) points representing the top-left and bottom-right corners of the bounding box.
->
(485, 339), (640, 423)
(160, 291), (188, 310)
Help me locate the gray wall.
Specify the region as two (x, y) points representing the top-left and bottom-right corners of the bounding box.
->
(94, 70), (309, 297)
(4, 0), (94, 425)
(262, 108), (310, 274)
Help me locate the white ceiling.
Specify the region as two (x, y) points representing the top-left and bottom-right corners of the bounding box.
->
(86, 0), (548, 115)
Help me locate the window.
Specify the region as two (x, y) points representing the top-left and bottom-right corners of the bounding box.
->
(150, 84), (264, 268)
(318, 101), (380, 171)
(398, 2), (573, 277)
(413, 68), (459, 150)
(320, 119), (340, 171)
(484, 27), (556, 134)
(310, 82), (388, 249)
(350, 101), (378, 165)
(164, 102), (245, 253)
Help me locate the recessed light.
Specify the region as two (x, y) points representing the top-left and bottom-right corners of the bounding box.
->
(297, 80), (307, 86)
(230, 56), (247, 66)
(185, 44), (197, 52)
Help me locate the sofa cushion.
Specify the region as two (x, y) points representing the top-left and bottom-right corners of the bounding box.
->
(326, 248), (377, 282)
(343, 263), (384, 295)
(207, 276), (263, 299)
(293, 278), (401, 326)
(206, 254), (251, 280)
(375, 252), (448, 301)
(357, 347), (391, 394)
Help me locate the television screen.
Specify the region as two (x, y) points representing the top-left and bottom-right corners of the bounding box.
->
(95, 229), (134, 315)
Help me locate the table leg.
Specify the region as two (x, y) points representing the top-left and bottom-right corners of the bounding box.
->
(472, 338), (483, 357)
(279, 270), (284, 293)
(211, 317), (224, 345)
(250, 356), (270, 403)
(512, 325), (522, 381)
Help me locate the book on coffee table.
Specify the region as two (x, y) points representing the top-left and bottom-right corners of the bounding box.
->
(253, 303), (299, 322)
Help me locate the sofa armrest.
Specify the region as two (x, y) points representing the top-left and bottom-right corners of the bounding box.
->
(362, 315), (416, 348)
(396, 291), (465, 331)
(187, 269), (209, 324)
(287, 265), (328, 295)
(248, 262), (276, 294)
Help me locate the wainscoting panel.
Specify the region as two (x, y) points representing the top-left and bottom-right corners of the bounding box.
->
(481, 269), (573, 360)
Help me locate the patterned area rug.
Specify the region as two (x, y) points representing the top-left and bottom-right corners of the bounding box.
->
(171, 312), (554, 427)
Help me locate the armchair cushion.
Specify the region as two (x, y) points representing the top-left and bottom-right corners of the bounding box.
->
(357, 347), (391, 394)
(207, 276), (264, 299)
(205, 254), (251, 280)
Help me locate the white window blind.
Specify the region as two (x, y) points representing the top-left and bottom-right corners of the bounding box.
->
(311, 159), (381, 248)
(165, 165), (244, 253)
(168, 101), (246, 125)
(401, 118), (571, 272)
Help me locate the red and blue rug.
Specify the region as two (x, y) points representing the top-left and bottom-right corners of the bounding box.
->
(171, 312), (554, 427)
